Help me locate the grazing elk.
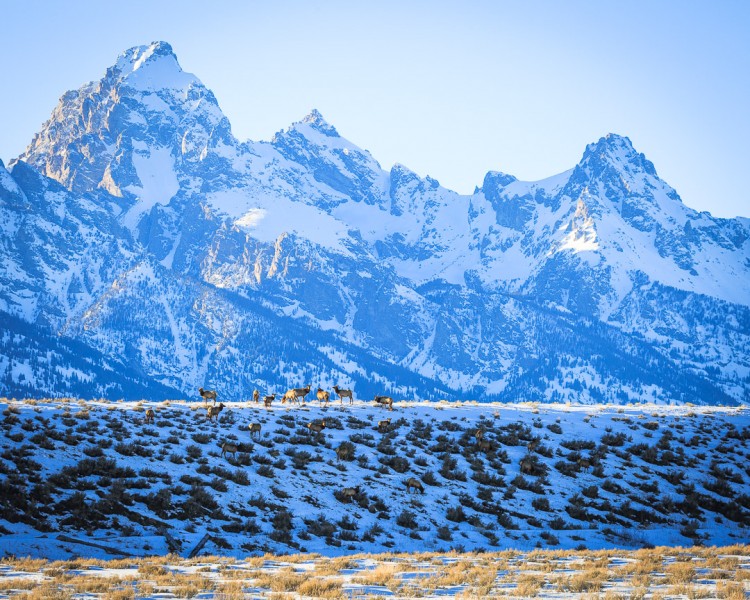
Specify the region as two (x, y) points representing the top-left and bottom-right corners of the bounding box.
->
(317, 388), (330, 405)
(377, 418), (391, 433)
(221, 442), (238, 459)
(248, 423), (262, 439)
(374, 395), (393, 411)
(340, 486), (360, 502)
(144, 408), (155, 425)
(336, 444), (352, 462)
(405, 477), (424, 494)
(307, 420), (326, 435)
(333, 385), (353, 405)
(264, 394), (275, 408)
(207, 403), (225, 422)
(199, 387), (218, 405)
(252, 389), (260, 403)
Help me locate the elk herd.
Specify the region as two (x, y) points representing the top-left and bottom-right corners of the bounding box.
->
(195, 385), (394, 413)
(140, 384), (440, 501)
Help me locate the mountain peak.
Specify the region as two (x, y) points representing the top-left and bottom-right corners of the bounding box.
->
(580, 133), (657, 178)
(109, 41), (194, 91)
(300, 109), (339, 137)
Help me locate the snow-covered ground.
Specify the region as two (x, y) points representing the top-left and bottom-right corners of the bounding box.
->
(0, 546), (748, 598)
(0, 399), (748, 563)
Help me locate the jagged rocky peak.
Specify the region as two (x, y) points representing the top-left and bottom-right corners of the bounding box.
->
(300, 108), (340, 137)
(577, 133), (660, 181)
(17, 41), (234, 196)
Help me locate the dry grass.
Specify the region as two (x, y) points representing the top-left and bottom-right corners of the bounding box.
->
(14, 582), (74, 599)
(665, 560), (696, 584)
(515, 573), (544, 597)
(252, 567), (307, 592)
(716, 581), (747, 600)
(352, 563), (401, 587)
(297, 577), (344, 598)
(0, 545), (747, 599)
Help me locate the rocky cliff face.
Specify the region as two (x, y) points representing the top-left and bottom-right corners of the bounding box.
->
(2, 41), (748, 403)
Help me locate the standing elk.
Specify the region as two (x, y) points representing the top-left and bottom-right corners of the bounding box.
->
(333, 385), (354, 405)
(374, 395), (393, 411)
(294, 385), (312, 404)
(248, 423), (262, 439)
(252, 389), (260, 403)
(199, 387), (217, 405)
(207, 403), (225, 422)
(340, 486), (360, 502)
(520, 456), (535, 475)
(221, 442), (238, 459)
(405, 477), (424, 494)
(475, 428), (484, 442)
(336, 444), (352, 461)
(477, 439), (492, 453)
(307, 420), (326, 435)
(377, 418), (391, 432)
(144, 408), (155, 425)
(264, 394), (275, 408)
(317, 388), (330, 405)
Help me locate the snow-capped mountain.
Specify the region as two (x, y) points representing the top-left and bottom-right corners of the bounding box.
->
(2, 41), (749, 403)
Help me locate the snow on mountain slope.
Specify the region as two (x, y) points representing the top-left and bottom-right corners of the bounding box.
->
(2, 41), (749, 404)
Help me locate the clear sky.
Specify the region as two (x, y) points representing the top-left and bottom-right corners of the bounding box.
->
(1, 0), (748, 218)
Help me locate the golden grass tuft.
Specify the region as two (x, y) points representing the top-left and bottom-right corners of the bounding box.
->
(716, 581), (747, 600)
(665, 561), (696, 584)
(352, 563), (401, 587)
(296, 577), (344, 599)
(515, 573), (544, 597)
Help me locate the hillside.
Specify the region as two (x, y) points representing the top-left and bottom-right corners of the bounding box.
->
(1, 41), (749, 404)
(1, 398), (748, 559)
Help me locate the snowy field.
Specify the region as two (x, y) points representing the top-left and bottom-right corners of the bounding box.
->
(0, 546), (748, 599)
(0, 398), (748, 566)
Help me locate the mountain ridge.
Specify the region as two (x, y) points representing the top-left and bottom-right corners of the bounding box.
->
(1, 41), (748, 403)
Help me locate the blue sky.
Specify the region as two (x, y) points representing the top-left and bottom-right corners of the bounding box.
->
(1, 0), (748, 218)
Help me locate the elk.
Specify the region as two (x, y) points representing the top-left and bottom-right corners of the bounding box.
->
(307, 420), (326, 435)
(475, 428), (484, 442)
(335, 444), (352, 461)
(293, 385), (312, 404)
(377, 418), (391, 432)
(144, 408), (155, 425)
(207, 403), (225, 422)
(405, 477), (424, 494)
(199, 387), (217, 405)
(221, 442), (238, 459)
(477, 439), (492, 453)
(374, 395), (393, 411)
(248, 423), (262, 439)
(520, 456), (535, 475)
(578, 458), (591, 472)
(281, 389), (296, 404)
(264, 394), (275, 408)
(252, 389), (260, 403)
(527, 439), (540, 453)
(333, 385), (353, 405)
(340, 486), (360, 502)
(317, 388), (330, 405)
